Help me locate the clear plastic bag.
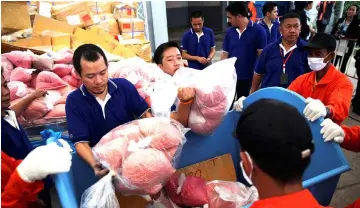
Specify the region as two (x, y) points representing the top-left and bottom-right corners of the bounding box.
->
(80, 117), (188, 207)
(147, 191), (180, 208)
(206, 180), (258, 208)
(173, 58), (237, 135)
(150, 79), (178, 118)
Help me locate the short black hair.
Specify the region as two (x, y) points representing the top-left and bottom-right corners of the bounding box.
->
(190, 10), (203, 20)
(226, 2), (249, 18)
(72, 44), (108, 76)
(235, 99), (314, 183)
(280, 12), (300, 24)
(153, 41), (182, 65)
(262, 2), (278, 16)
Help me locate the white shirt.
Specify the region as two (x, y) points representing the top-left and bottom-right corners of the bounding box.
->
(3, 110), (20, 130)
(95, 93), (111, 119)
(196, 32), (204, 43)
(279, 43), (297, 56)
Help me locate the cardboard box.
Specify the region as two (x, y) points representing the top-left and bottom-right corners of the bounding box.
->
(118, 18), (144, 33)
(1, 2), (32, 35)
(86, 1), (112, 14)
(112, 45), (137, 59)
(116, 193), (148, 208)
(177, 154), (237, 182)
(51, 2), (94, 27)
(113, 4), (137, 19)
(87, 18), (120, 37)
(10, 36), (52, 51)
(33, 15), (75, 36)
(51, 35), (71, 52)
(121, 32), (145, 40)
(121, 40), (152, 62)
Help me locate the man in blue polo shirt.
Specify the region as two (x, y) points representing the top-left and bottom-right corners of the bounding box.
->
(181, 10), (216, 70)
(66, 44), (153, 177)
(250, 12), (310, 94)
(259, 1), (281, 45)
(221, 2), (267, 98)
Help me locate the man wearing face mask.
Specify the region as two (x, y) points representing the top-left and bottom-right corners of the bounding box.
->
(235, 99), (327, 207)
(234, 33), (353, 125)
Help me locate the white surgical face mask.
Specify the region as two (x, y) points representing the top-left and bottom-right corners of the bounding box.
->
(308, 54), (329, 71)
(240, 151), (253, 186)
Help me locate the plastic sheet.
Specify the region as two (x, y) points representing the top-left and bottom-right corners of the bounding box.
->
(206, 180), (258, 208)
(80, 117), (188, 208)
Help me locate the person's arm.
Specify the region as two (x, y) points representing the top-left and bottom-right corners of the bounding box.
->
(326, 80), (353, 124)
(10, 89), (47, 118)
(256, 27), (267, 57)
(250, 73), (263, 94)
(221, 30), (230, 60)
(170, 88), (195, 127)
(340, 125), (360, 153)
(208, 47), (216, 61)
(1, 152), (44, 208)
(182, 51), (200, 61)
(181, 32), (206, 63)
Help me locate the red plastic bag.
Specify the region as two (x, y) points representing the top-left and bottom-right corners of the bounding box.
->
(164, 173), (208, 207)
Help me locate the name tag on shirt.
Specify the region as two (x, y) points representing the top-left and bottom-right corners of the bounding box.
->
(280, 73), (289, 85)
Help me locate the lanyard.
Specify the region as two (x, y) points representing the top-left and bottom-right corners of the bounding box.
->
(279, 48), (294, 73)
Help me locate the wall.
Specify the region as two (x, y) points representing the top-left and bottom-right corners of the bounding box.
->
(166, 1), (223, 33)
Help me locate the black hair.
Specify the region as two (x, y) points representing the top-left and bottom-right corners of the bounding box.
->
(226, 2), (249, 18)
(190, 10), (203, 20)
(280, 12), (300, 24)
(153, 41), (182, 65)
(72, 44), (108, 76)
(262, 2), (278, 17)
(235, 99), (314, 183)
(348, 4), (359, 13)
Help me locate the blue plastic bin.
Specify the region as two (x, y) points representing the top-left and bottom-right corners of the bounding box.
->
(48, 87), (350, 207)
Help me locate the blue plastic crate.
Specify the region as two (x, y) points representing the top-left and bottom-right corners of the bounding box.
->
(48, 87), (350, 207)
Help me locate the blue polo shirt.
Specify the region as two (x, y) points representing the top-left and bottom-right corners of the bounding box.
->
(181, 27), (215, 70)
(258, 19), (281, 45)
(66, 78), (149, 147)
(223, 21), (267, 80)
(254, 37), (310, 88)
(1, 119), (34, 160)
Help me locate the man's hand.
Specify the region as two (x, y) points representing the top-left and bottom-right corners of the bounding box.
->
(234, 96), (247, 112)
(320, 119), (345, 143)
(178, 87), (195, 103)
(92, 162), (109, 178)
(30, 89), (47, 100)
(303, 98), (327, 122)
(197, 57), (209, 65)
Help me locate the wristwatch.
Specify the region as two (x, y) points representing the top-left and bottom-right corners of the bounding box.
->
(325, 107), (332, 119)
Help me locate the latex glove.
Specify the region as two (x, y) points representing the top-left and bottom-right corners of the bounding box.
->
(58, 139), (73, 152)
(303, 98), (327, 122)
(234, 96), (246, 112)
(320, 119), (345, 143)
(16, 144), (72, 183)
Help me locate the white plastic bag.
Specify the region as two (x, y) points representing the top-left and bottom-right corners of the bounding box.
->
(80, 171), (120, 208)
(81, 117), (188, 207)
(150, 79), (178, 118)
(206, 180), (258, 208)
(172, 58), (237, 135)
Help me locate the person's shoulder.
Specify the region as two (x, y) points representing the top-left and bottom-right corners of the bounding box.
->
(203, 27), (214, 33)
(66, 88), (83, 103)
(110, 78), (136, 92)
(295, 71), (312, 82)
(263, 41), (278, 52)
(253, 23), (266, 34)
(182, 29), (192, 37)
(333, 67), (353, 86)
(225, 27), (236, 34)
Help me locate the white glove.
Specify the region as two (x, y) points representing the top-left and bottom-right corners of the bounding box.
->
(320, 119), (345, 143)
(58, 139), (73, 152)
(16, 143), (72, 183)
(234, 96), (247, 112)
(303, 98), (327, 122)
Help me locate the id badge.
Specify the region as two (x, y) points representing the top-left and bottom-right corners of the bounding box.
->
(280, 73), (289, 85)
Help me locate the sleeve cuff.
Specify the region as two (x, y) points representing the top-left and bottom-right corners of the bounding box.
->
(222, 50), (229, 53)
(254, 71), (264, 75)
(139, 108), (151, 118)
(71, 135), (90, 145)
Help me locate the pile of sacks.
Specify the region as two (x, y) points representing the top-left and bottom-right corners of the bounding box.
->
(2, 49), (76, 126)
(80, 117), (187, 208)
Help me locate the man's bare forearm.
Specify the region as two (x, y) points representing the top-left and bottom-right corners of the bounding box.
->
(75, 142), (97, 167)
